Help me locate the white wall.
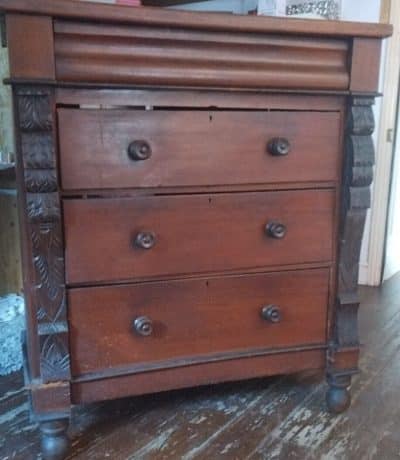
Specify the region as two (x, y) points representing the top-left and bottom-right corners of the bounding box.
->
(173, 0), (382, 19)
(341, 0), (381, 22)
(343, 0), (383, 284)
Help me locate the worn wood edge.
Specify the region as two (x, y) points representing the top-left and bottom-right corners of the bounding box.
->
(65, 263), (334, 290)
(72, 344), (328, 383)
(55, 89), (346, 111)
(327, 345), (360, 371)
(28, 381), (71, 421)
(3, 78), (384, 98)
(0, 0), (393, 38)
(60, 183), (340, 198)
(71, 349), (326, 404)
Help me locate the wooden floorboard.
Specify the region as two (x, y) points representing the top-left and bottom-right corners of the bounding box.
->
(1, 273), (400, 460)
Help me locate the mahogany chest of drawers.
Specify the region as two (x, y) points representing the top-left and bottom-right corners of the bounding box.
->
(0, 1), (391, 458)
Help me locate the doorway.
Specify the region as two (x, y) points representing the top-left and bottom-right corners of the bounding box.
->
(384, 88), (400, 281)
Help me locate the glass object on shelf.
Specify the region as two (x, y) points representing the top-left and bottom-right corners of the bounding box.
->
(258, 0), (341, 19)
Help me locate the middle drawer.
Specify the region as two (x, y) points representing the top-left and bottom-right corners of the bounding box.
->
(64, 189), (335, 285)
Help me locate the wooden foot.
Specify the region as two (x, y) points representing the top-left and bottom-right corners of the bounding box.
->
(326, 375), (351, 414)
(40, 419), (70, 460)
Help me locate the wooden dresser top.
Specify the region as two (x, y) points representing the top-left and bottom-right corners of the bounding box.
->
(0, 0), (392, 38)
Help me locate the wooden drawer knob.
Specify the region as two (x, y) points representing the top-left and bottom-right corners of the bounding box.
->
(265, 222), (287, 239)
(133, 316), (153, 336)
(134, 232), (156, 249)
(261, 305), (282, 323)
(268, 138), (291, 156)
(128, 140), (152, 161)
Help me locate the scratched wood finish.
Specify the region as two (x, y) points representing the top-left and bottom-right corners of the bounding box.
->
(54, 21), (349, 90)
(1, 277), (400, 460)
(58, 109), (341, 190)
(64, 190), (335, 285)
(69, 268), (329, 378)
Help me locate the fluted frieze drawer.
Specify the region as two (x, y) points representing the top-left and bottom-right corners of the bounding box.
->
(54, 20), (350, 90)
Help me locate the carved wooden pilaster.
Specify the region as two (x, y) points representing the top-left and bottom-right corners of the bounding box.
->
(328, 96), (375, 380)
(15, 87), (71, 384)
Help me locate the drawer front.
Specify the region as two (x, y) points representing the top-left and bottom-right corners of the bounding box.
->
(58, 109), (341, 190)
(54, 21), (350, 91)
(64, 190), (335, 284)
(69, 268), (329, 377)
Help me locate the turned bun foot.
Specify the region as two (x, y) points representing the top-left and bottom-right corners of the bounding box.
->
(40, 420), (70, 460)
(326, 375), (352, 414)
(326, 384), (351, 414)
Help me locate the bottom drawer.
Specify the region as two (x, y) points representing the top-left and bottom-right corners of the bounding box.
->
(69, 269), (329, 378)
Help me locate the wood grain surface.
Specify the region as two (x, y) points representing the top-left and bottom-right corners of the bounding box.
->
(54, 21), (350, 90)
(63, 190), (335, 284)
(58, 109), (342, 190)
(5, 14), (55, 80)
(68, 268), (329, 378)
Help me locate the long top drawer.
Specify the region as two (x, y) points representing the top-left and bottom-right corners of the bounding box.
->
(58, 109), (341, 190)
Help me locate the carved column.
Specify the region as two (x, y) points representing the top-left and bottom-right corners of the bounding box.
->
(327, 96), (375, 413)
(14, 87), (70, 458)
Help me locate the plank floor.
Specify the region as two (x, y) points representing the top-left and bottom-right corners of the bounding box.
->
(1, 273), (400, 460)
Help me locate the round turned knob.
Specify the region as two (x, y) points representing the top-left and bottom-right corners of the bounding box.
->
(135, 232), (156, 249)
(265, 222), (287, 239)
(261, 305), (282, 323)
(133, 316), (153, 336)
(268, 138), (291, 156)
(128, 140), (152, 161)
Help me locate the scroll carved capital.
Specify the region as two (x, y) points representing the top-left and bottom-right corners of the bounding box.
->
(334, 96), (376, 354)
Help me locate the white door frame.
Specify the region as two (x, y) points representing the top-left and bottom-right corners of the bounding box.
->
(364, 0), (400, 286)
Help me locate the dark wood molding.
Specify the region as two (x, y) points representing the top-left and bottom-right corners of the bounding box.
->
(328, 96), (375, 379)
(72, 349), (326, 404)
(72, 343), (328, 384)
(14, 87), (71, 384)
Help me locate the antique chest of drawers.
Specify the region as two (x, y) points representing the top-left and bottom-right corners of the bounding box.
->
(0, 0), (391, 458)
